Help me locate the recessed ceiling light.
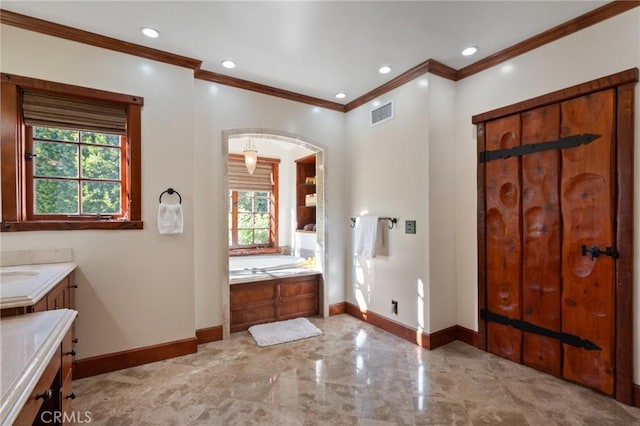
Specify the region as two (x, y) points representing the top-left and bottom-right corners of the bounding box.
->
(221, 60), (236, 69)
(462, 46), (479, 56)
(140, 27), (159, 39)
(379, 65), (392, 74)
(335, 92), (346, 99)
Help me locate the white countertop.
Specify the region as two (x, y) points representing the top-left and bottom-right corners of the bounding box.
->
(0, 309), (77, 425)
(0, 263), (76, 309)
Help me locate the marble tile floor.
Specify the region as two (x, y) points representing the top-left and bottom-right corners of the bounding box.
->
(73, 314), (640, 425)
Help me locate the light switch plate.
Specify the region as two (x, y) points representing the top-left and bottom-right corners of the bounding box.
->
(405, 220), (416, 234)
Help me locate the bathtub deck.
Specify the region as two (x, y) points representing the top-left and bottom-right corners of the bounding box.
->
(230, 272), (320, 332)
(230, 268), (319, 285)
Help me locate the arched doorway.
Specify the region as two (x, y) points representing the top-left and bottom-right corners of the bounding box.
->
(221, 129), (327, 338)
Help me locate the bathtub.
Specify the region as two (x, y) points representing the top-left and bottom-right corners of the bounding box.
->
(229, 255), (316, 284)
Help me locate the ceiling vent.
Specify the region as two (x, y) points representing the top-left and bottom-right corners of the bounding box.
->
(370, 100), (394, 126)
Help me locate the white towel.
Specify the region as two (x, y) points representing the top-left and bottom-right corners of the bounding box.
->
(353, 215), (379, 257)
(157, 203), (183, 234)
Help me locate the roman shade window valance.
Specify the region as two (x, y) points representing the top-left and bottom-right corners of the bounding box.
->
(22, 91), (127, 134)
(228, 158), (276, 192)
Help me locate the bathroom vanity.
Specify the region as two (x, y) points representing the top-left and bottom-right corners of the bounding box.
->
(0, 309), (77, 425)
(0, 263), (77, 316)
(0, 261), (78, 425)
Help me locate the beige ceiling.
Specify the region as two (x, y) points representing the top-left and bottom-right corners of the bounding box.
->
(1, 1), (608, 103)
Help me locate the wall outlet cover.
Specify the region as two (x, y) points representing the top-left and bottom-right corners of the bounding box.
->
(405, 220), (416, 234)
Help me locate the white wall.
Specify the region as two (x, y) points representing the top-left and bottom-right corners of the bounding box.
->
(0, 25), (196, 358)
(344, 74), (458, 335)
(426, 75), (457, 332)
(345, 77), (431, 332)
(453, 8), (640, 381)
(193, 81), (347, 330)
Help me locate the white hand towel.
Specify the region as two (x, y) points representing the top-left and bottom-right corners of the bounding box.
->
(157, 203), (183, 234)
(353, 215), (379, 258)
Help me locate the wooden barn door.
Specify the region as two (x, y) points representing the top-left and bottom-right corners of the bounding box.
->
(475, 69), (637, 402)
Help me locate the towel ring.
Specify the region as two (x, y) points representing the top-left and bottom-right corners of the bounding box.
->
(159, 188), (182, 204)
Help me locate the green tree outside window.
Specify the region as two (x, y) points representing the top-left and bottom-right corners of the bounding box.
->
(33, 126), (122, 215)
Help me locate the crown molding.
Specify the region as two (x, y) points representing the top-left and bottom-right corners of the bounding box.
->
(346, 1), (639, 112)
(2, 1), (638, 113)
(195, 69), (346, 112)
(0, 9), (202, 70)
(344, 59), (457, 112)
(457, 0), (640, 80)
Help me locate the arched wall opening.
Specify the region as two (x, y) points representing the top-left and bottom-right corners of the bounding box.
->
(221, 128), (327, 337)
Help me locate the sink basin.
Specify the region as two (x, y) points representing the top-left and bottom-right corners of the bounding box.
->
(0, 271), (40, 283)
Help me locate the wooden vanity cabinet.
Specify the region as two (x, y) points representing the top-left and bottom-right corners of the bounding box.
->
(1, 270), (78, 424)
(14, 347), (61, 426)
(38, 271), (75, 312)
(0, 271), (76, 316)
(46, 278), (67, 311)
(60, 331), (75, 425)
(230, 273), (320, 332)
(14, 327), (75, 426)
(30, 297), (48, 313)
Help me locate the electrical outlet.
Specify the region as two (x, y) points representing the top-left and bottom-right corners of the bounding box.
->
(391, 300), (398, 315)
(405, 220), (416, 234)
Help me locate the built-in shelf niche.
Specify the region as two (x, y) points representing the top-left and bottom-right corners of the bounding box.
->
(295, 154), (316, 231)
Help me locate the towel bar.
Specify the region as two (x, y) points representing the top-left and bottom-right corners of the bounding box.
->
(350, 216), (398, 230)
(159, 188), (182, 204)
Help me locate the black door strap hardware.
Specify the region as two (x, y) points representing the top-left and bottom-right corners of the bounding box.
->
(479, 133), (601, 163)
(581, 245), (619, 261)
(481, 309), (601, 351)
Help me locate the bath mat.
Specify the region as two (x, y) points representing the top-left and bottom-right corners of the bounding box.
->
(248, 317), (322, 347)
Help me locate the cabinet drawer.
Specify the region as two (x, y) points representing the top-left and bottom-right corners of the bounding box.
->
(230, 282), (276, 305)
(61, 330), (75, 378)
(13, 350), (61, 426)
(67, 271), (76, 310)
(1, 306), (26, 317)
(47, 279), (68, 310)
(60, 368), (74, 425)
(280, 278), (317, 297)
(29, 297), (48, 313)
(231, 304), (276, 328)
(280, 296), (318, 319)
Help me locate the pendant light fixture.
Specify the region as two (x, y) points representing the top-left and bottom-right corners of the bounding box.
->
(243, 138), (258, 174)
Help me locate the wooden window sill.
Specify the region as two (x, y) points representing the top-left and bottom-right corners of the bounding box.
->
(1, 220), (144, 232)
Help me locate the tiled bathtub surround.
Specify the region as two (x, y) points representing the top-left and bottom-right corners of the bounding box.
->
(72, 315), (640, 425)
(0, 248), (73, 267)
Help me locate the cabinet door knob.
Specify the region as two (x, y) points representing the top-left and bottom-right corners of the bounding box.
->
(72, 338), (79, 344)
(65, 349), (76, 356)
(71, 284), (79, 288)
(36, 389), (53, 401)
(65, 391), (77, 400)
